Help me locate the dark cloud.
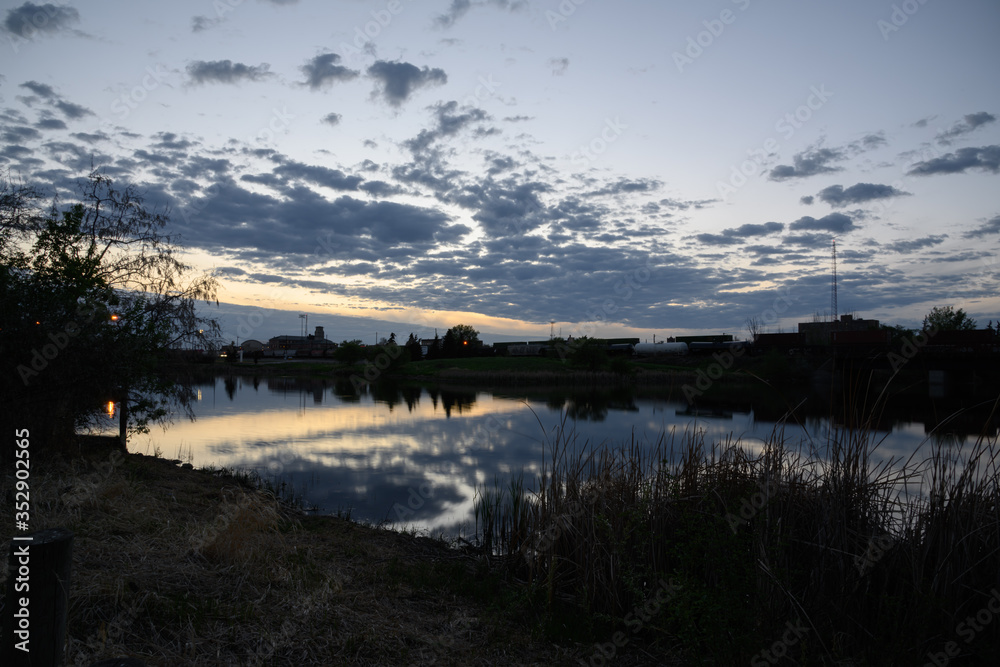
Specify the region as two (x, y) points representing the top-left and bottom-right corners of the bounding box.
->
(187, 60), (273, 85)
(434, 0), (527, 28)
(367, 61), (447, 107)
(883, 235), (948, 253)
(3, 2), (80, 38)
(695, 222), (784, 246)
(815, 183), (910, 207)
(963, 216), (1000, 239)
(301, 53), (360, 90)
(800, 195), (814, 205)
(34, 112), (66, 130)
(769, 147), (844, 181)
(404, 101), (488, 153)
(152, 132), (195, 151)
(273, 161), (363, 191)
(359, 180), (405, 197)
(71, 131), (109, 144)
(190, 16), (221, 32)
(549, 57), (569, 76)
(486, 155), (517, 175)
(54, 99), (93, 120)
(658, 197), (717, 211)
(586, 178), (662, 197)
(19, 80), (56, 99)
(936, 112), (997, 145)
(171, 180), (456, 265)
(321, 113), (342, 127)
(788, 212), (856, 234)
(907, 146), (1000, 176)
(1, 125), (41, 143)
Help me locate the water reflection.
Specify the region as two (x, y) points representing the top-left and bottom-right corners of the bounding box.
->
(133, 374), (998, 537)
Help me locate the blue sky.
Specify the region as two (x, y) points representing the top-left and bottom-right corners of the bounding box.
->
(2, 0), (999, 344)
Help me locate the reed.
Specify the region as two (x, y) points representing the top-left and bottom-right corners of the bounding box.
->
(473, 397), (1000, 663)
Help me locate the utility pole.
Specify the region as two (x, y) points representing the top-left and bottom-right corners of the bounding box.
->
(831, 239), (838, 323)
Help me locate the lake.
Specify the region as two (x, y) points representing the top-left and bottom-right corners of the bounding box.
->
(128, 373), (996, 537)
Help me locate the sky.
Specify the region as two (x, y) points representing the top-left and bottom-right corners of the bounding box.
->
(2, 0), (999, 345)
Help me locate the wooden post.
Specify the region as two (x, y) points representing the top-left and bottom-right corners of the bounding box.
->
(118, 384), (128, 451)
(3, 528), (74, 666)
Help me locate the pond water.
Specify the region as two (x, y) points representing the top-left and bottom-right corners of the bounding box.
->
(128, 374), (996, 537)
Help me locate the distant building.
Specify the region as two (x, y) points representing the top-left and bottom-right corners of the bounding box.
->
(240, 339), (264, 353)
(798, 314), (880, 345)
(268, 326), (337, 357)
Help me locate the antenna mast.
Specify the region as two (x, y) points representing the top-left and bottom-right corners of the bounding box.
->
(831, 239), (838, 323)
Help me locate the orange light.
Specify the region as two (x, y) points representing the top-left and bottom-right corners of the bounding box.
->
(106, 401), (115, 418)
(110, 314), (119, 322)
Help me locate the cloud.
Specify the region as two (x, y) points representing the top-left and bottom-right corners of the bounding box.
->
(800, 195), (814, 205)
(300, 53), (360, 90)
(695, 222), (784, 246)
(367, 61), (447, 106)
(549, 57), (569, 76)
(434, 0), (527, 28)
(815, 183), (910, 207)
(55, 99), (93, 120)
(273, 161), (363, 191)
(586, 178), (663, 197)
(963, 215), (1000, 239)
(936, 112), (996, 145)
(883, 235), (949, 253)
(186, 60), (274, 85)
(404, 101), (488, 153)
(19, 80), (56, 99)
(788, 212), (856, 234)
(769, 147), (844, 180)
(3, 2), (80, 38)
(17, 80), (93, 119)
(191, 15), (222, 32)
(657, 197), (717, 211)
(907, 145), (1000, 176)
(321, 113), (342, 127)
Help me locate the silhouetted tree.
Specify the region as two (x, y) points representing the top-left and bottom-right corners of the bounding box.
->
(2, 170), (220, 455)
(923, 306), (977, 331)
(405, 332), (422, 361)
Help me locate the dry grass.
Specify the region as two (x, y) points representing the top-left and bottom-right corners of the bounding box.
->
(0, 445), (623, 666)
(474, 406), (1000, 664)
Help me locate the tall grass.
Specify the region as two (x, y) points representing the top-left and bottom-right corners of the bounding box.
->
(473, 402), (1000, 663)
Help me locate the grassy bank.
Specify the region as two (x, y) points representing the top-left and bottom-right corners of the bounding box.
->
(1, 444), (626, 666)
(474, 414), (1000, 664)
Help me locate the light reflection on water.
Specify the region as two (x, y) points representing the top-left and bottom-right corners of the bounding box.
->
(132, 375), (992, 537)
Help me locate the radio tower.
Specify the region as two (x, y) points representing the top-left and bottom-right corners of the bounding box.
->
(831, 239), (838, 323)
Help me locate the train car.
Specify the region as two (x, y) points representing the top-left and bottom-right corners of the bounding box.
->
(688, 340), (750, 354)
(633, 342), (688, 356)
